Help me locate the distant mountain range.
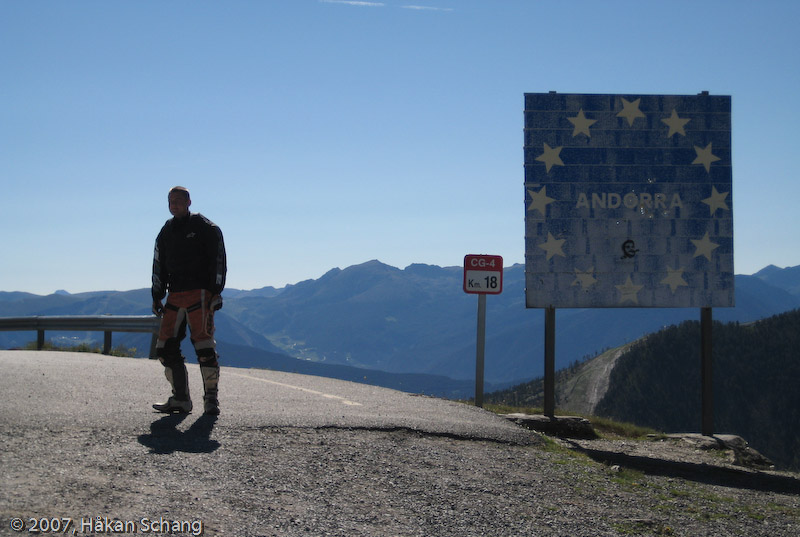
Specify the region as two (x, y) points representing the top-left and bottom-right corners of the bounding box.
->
(2, 262), (799, 398)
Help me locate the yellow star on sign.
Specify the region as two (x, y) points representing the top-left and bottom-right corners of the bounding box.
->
(617, 98), (646, 126)
(616, 275), (644, 304)
(701, 186), (730, 215)
(526, 186), (556, 216)
(567, 109), (597, 137)
(693, 142), (721, 172)
(536, 143), (564, 173)
(538, 232), (566, 261)
(661, 266), (689, 293)
(661, 109), (690, 137)
(691, 232), (720, 261)
(571, 267), (597, 289)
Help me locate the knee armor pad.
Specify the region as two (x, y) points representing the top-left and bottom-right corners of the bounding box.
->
(157, 338), (183, 364)
(197, 350), (219, 369)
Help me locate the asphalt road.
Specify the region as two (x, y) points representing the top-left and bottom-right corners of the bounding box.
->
(0, 350), (531, 443)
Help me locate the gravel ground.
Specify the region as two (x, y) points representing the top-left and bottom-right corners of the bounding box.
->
(2, 351), (798, 536)
(2, 419), (799, 537)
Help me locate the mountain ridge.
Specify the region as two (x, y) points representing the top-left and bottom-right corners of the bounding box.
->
(2, 262), (799, 397)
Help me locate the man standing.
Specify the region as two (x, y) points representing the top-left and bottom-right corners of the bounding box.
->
(151, 186), (227, 415)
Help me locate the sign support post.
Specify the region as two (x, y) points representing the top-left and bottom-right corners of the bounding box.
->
(543, 306), (556, 418)
(701, 307), (713, 436)
(475, 294), (487, 408)
(463, 254), (503, 408)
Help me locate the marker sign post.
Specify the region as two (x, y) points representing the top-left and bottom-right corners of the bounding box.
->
(464, 255), (503, 407)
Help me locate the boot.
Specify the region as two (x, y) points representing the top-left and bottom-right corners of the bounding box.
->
(201, 365), (220, 416)
(153, 362), (192, 413)
(152, 396), (193, 414)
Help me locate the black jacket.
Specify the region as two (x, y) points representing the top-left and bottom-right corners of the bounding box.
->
(152, 213), (227, 301)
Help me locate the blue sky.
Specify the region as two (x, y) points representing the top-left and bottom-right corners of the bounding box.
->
(2, 0), (798, 295)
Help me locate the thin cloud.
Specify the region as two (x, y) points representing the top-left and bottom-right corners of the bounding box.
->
(319, 0), (386, 6)
(401, 5), (454, 11)
(319, 1), (453, 12)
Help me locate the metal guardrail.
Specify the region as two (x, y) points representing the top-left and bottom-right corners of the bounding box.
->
(0, 315), (161, 358)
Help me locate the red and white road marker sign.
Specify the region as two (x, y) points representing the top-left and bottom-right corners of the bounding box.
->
(463, 255), (503, 295)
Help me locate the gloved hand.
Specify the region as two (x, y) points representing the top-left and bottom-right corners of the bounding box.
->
(210, 294), (223, 311)
(152, 300), (164, 317)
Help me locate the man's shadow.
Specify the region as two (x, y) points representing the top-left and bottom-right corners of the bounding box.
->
(137, 413), (220, 454)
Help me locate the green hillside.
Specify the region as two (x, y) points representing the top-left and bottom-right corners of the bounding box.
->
(595, 308), (800, 471)
(486, 309), (800, 471)
(484, 345), (630, 413)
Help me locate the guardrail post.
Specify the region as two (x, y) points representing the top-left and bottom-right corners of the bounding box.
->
(149, 334), (158, 359)
(103, 331), (112, 355)
(37, 330), (45, 350)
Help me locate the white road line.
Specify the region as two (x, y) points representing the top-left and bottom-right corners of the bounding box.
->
(228, 371), (362, 406)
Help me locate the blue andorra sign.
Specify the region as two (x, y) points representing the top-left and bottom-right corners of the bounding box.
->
(524, 92), (733, 309)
